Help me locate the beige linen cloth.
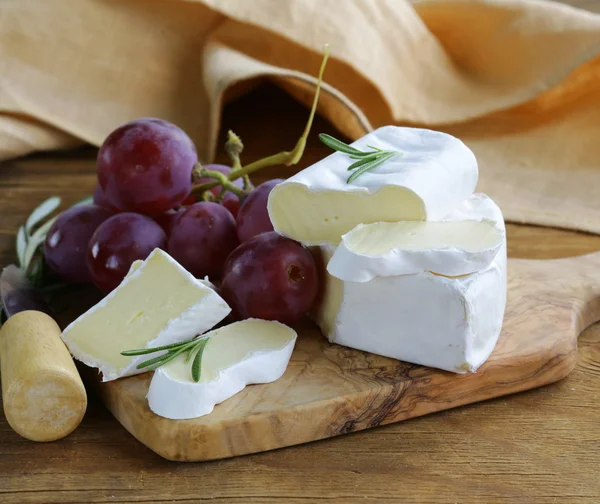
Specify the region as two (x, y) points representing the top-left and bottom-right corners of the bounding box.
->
(2, 0), (600, 233)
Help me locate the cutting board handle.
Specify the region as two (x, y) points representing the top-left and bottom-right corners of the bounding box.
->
(526, 250), (600, 334)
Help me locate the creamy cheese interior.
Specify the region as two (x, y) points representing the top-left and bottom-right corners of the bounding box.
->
(343, 220), (502, 256)
(163, 319), (296, 383)
(269, 184), (425, 245)
(65, 252), (213, 370)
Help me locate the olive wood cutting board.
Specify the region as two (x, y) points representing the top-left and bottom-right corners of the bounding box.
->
(92, 252), (600, 462)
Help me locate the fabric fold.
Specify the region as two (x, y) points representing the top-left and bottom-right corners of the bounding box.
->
(1, 0), (600, 234)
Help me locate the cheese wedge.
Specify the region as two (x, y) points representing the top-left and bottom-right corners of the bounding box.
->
(311, 194), (507, 374)
(126, 259), (214, 288)
(147, 319), (297, 419)
(61, 249), (231, 381)
(268, 126), (478, 245)
(327, 218), (504, 282)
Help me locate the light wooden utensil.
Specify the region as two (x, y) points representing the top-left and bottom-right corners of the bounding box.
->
(0, 311), (87, 442)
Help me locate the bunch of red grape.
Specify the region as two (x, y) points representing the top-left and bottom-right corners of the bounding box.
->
(44, 118), (318, 324)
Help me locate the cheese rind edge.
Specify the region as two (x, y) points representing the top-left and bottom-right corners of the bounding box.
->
(61, 249), (231, 382)
(268, 126), (478, 245)
(147, 319), (297, 419)
(310, 193), (507, 374)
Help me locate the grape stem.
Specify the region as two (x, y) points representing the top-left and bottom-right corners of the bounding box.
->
(191, 44), (330, 196)
(226, 130), (243, 172)
(225, 130), (252, 191)
(193, 165), (246, 198)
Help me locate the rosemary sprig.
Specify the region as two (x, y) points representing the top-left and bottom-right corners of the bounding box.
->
(319, 133), (403, 183)
(121, 335), (211, 382)
(0, 195), (95, 325)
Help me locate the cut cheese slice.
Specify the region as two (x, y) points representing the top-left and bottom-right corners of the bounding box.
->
(310, 194), (507, 374)
(147, 319), (297, 419)
(327, 216), (504, 282)
(126, 259), (214, 289)
(61, 249), (231, 381)
(268, 126), (478, 245)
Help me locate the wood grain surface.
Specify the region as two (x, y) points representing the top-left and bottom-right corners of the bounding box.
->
(1, 46), (600, 504)
(97, 251), (597, 462)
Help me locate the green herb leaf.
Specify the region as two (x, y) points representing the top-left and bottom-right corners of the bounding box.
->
(22, 219), (56, 273)
(137, 342), (194, 371)
(25, 196), (61, 236)
(346, 153), (381, 171)
(16, 226), (27, 269)
(319, 134), (363, 156)
(318, 134), (403, 183)
(10, 192), (96, 321)
(191, 338), (209, 382)
(123, 335), (211, 381)
(121, 339), (194, 357)
(135, 351), (176, 370)
(347, 151), (400, 183)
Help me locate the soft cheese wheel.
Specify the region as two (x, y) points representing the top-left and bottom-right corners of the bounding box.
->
(327, 217), (504, 282)
(147, 319), (297, 419)
(268, 126), (478, 245)
(310, 194), (507, 374)
(61, 249), (231, 381)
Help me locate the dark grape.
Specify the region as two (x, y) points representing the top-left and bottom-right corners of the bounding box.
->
(167, 202), (238, 280)
(184, 164), (253, 217)
(87, 213), (167, 292)
(153, 209), (182, 236)
(97, 118), (197, 216)
(236, 179), (283, 242)
(93, 183), (120, 212)
(220, 231), (318, 324)
(44, 204), (115, 284)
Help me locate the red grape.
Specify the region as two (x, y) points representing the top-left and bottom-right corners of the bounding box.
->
(167, 202), (238, 280)
(220, 231), (318, 324)
(184, 164), (253, 217)
(93, 183), (120, 212)
(153, 208), (182, 236)
(236, 179), (283, 242)
(97, 118), (197, 216)
(44, 204), (115, 284)
(87, 213), (167, 292)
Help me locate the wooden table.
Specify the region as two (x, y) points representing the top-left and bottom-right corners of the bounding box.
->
(1, 83), (599, 504)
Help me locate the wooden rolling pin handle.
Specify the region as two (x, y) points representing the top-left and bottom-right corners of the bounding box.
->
(0, 310), (87, 442)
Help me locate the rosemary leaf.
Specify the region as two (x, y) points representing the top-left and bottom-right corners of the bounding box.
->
(185, 347), (195, 363)
(319, 133), (403, 183)
(139, 343), (193, 371)
(347, 153), (381, 171)
(191, 338), (210, 382)
(121, 339), (191, 357)
(135, 351), (177, 370)
(318, 134), (363, 156)
(16, 226), (27, 269)
(25, 196), (61, 236)
(347, 151), (399, 183)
